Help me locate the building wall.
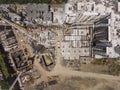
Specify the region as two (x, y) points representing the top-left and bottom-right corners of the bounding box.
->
(118, 2), (120, 12)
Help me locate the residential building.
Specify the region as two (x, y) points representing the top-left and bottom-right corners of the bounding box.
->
(92, 14), (111, 58)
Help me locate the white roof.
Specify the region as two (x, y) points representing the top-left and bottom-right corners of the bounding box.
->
(118, 2), (120, 12)
(106, 13), (120, 58)
(83, 12), (99, 16)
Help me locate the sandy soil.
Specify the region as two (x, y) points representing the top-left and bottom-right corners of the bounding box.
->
(46, 76), (120, 90)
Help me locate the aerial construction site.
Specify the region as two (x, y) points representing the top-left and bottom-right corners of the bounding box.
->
(0, 0), (120, 90)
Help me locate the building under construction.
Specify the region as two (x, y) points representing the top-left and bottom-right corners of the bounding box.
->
(9, 49), (33, 72)
(63, 9), (113, 60)
(92, 14), (112, 58)
(0, 24), (18, 52)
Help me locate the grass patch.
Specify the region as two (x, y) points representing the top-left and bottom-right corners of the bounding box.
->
(0, 53), (10, 79)
(92, 58), (120, 75)
(0, 47), (16, 90)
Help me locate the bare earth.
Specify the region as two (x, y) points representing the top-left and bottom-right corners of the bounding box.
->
(23, 27), (120, 90)
(46, 76), (120, 90)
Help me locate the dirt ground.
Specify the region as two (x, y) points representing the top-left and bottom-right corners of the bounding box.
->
(80, 64), (109, 74)
(46, 76), (120, 90)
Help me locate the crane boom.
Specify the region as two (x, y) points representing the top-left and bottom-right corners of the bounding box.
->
(0, 16), (36, 41)
(9, 72), (22, 90)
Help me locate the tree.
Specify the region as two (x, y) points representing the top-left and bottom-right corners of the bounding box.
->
(0, 53), (9, 79)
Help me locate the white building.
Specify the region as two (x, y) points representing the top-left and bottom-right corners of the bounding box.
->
(118, 1), (120, 12)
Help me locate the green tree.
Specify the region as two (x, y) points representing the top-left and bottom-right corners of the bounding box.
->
(0, 53), (9, 79)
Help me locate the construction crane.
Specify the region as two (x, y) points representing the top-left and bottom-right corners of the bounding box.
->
(63, 22), (110, 35)
(0, 15), (36, 41)
(0, 15), (59, 42)
(64, 13), (111, 33)
(70, 23), (109, 28)
(9, 64), (33, 90)
(9, 72), (22, 90)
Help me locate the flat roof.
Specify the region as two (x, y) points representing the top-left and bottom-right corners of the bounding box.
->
(106, 14), (120, 58)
